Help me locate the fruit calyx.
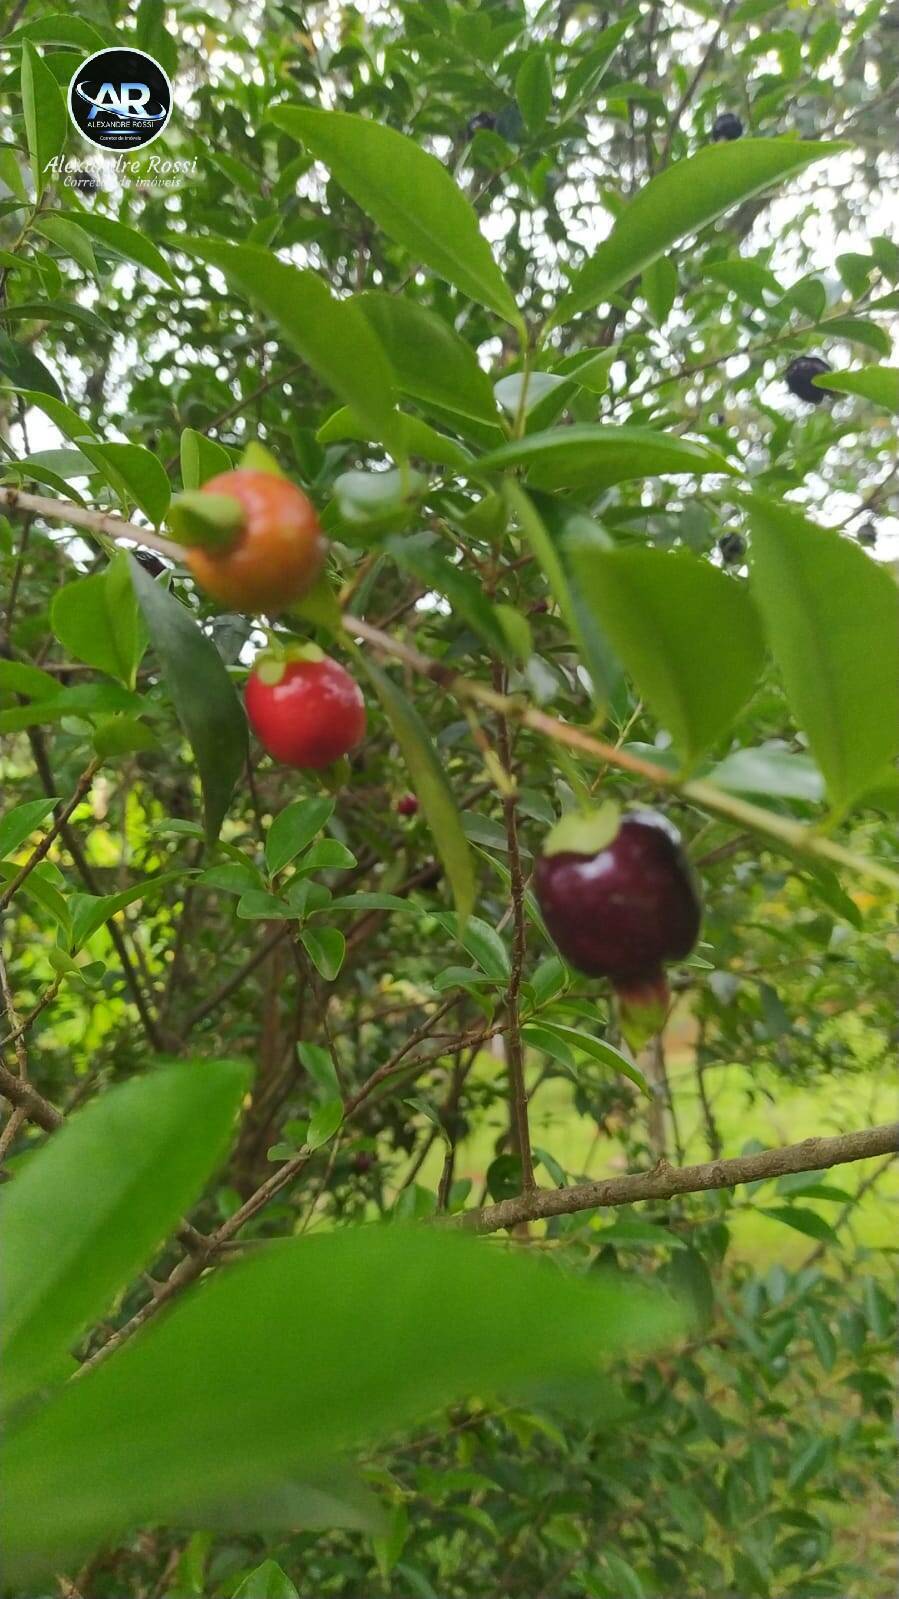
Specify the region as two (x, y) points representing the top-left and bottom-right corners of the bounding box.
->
(613, 971), (672, 1055)
(541, 800), (621, 859)
(167, 490), (246, 552)
(252, 641), (326, 686)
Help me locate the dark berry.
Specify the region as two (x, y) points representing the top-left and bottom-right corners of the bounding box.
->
(352, 1151), (375, 1175)
(245, 652), (365, 770)
(718, 533), (746, 565)
(712, 112), (743, 142)
(857, 522), (878, 548)
(785, 355), (834, 405)
(396, 793), (419, 817)
(466, 112), (496, 137)
(133, 550), (166, 577)
(535, 808), (702, 1043)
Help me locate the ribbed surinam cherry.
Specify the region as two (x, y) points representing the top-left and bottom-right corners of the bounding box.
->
(535, 807), (702, 1047)
(396, 793), (420, 817)
(245, 649), (365, 770)
(185, 470), (325, 613)
(785, 356), (834, 406)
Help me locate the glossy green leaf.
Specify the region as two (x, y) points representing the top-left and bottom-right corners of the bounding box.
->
(180, 427), (232, 490)
(0, 143), (28, 202)
(51, 551), (147, 688)
(708, 746), (825, 803)
(306, 1097), (344, 1150)
(760, 1207), (839, 1245)
(0, 797), (58, 861)
(820, 316), (891, 355)
(529, 1021), (650, 1096)
(747, 496), (899, 811)
(553, 139), (841, 326)
(317, 406), (470, 471)
(130, 561), (248, 844)
(34, 216), (99, 280)
(180, 239), (403, 458)
(59, 210), (176, 287)
(265, 798), (334, 876)
(4, 14), (108, 49)
(0, 1225), (681, 1581)
(300, 926), (346, 981)
(561, 15), (637, 108)
(434, 912), (510, 979)
(0, 335), (61, 400)
(67, 872), (185, 951)
(814, 364), (899, 414)
(569, 546), (765, 766)
(387, 533), (517, 661)
(478, 425), (732, 491)
(273, 107), (522, 332)
(0, 1059), (249, 1412)
(359, 659), (476, 925)
(81, 442), (171, 527)
(642, 255), (677, 324)
(516, 48), (552, 131)
(356, 293), (502, 428)
(233, 1563), (299, 1599)
(20, 40), (67, 198)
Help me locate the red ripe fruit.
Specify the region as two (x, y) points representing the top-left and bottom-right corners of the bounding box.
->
(245, 655), (366, 770)
(396, 793), (419, 817)
(186, 469), (325, 613)
(534, 808), (702, 1045)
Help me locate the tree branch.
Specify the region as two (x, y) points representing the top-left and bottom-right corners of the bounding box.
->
(456, 1123), (899, 1235)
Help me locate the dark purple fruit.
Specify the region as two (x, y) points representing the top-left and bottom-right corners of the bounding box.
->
(466, 111), (497, 137)
(718, 532), (746, 564)
(785, 355), (834, 405)
(712, 112), (743, 142)
(535, 808), (702, 1044)
(857, 522), (878, 548)
(396, 792), (419, 817)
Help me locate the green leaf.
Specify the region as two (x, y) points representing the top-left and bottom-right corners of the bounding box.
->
(0, 797), (58, 861)
(81, 442), (171, 526)
(34, 216), (99, 279)
(20, 40), (67, 198)
(516, 48), (552, 131)
(300, 926), (346, 981)
(434, 912), (509, 979)
(356, 292), (502, 429)
(317, 406), (471, 471)
(306, 1097), (344, 1150)
(387, 534), (517, 661)
(0, 659), (58, 698)
(553, 139), (842, 326)
(68, 873), (185, 951)
(760, 1207), (839, 1245)
(0, 859), (69, 931)
(477, 425), (733, 491)
(51, 552), (147, 688)
(236, 891), (293, 921)
(820, 316), (891, 356)
(265, 798), (334, 876)
(707, 747), (825, 803)
(0, 143), (28, 202)
(642, 255), (677, 325)
(273, 108), (522, 333)
(0, 335), (61, 400)
(130, 561), (248, 844)
(597, 1220), (687, 1251)
(786, 1437), (830, 1490)
(4, 14), (108, 49)
(528, 1021), (650, 1095)
(0, 1060), (249, 1412)
(358, 659), (476, 925)
(59, 211), (176, 288)
(568, 546), (765, 767)
(506, 485), (619, 704)
(814, 364), (899, 415)
(747, 496), (899, 812)
(0, 1226), (682, 1581)
(180, 427), (232, 490)
(561, 15), (637, 109)
(233, 1563), (299, 1599)
(180, 239), (403, 459)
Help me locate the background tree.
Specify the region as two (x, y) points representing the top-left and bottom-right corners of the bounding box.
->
(0, 2), (897, 1596)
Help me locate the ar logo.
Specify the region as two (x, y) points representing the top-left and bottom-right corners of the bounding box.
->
(68, 47), (173, 152)
(79, 81), (160, 122)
